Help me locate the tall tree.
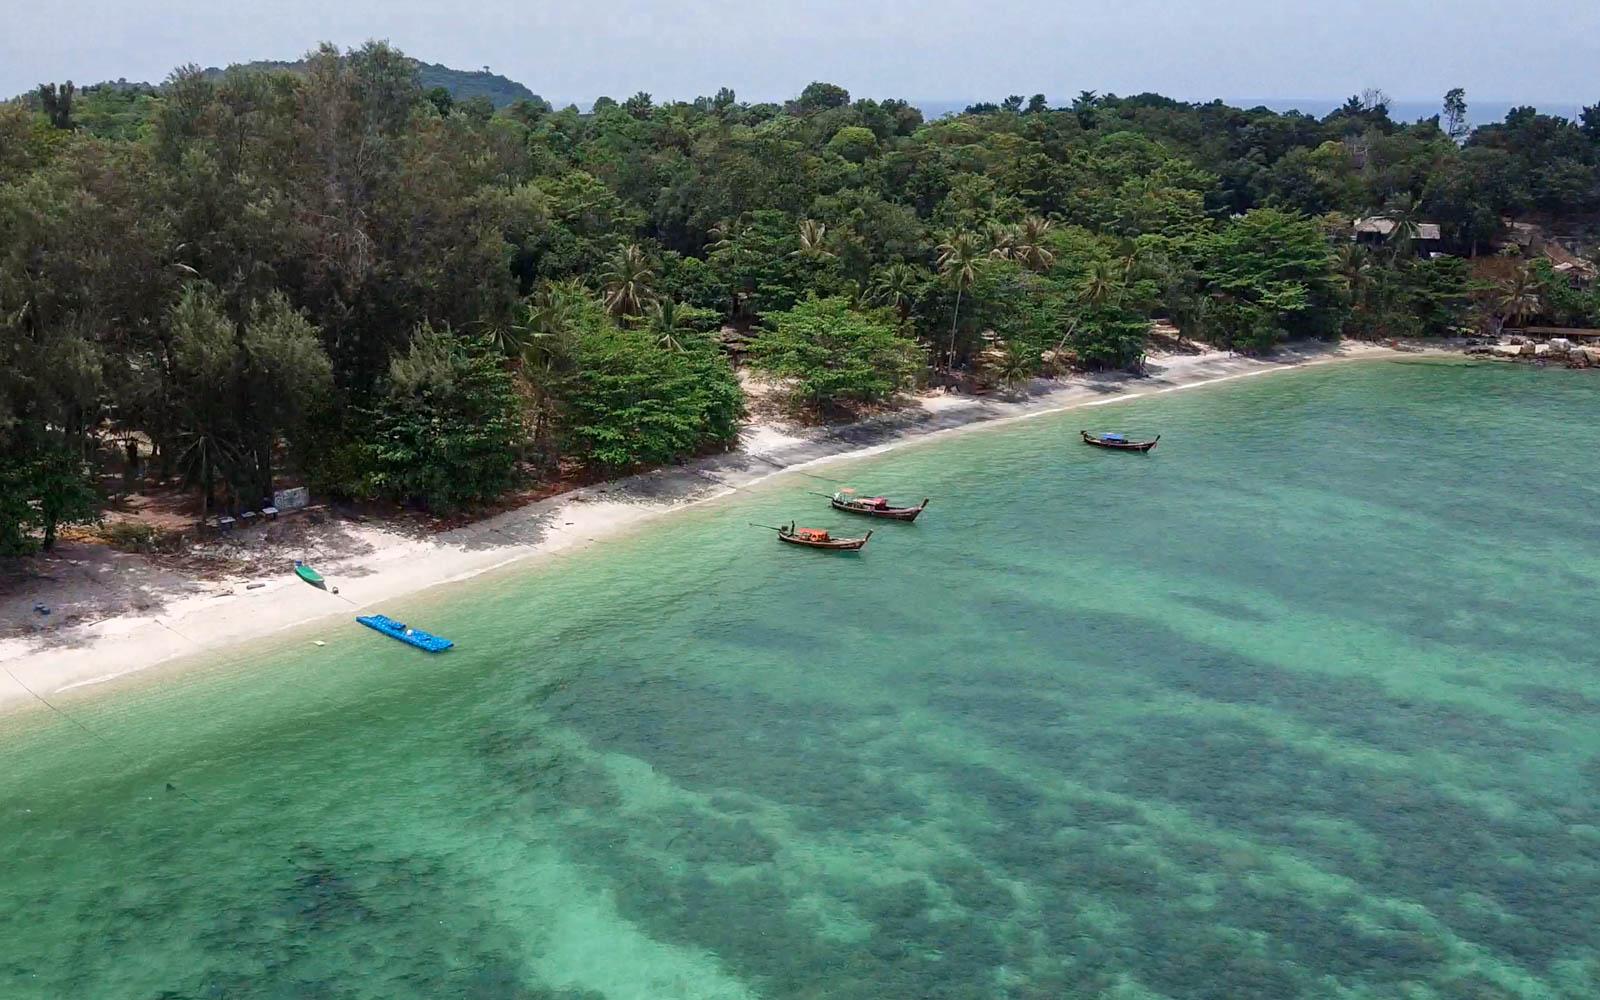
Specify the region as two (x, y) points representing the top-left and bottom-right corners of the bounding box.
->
(36, 82), (76, 130)
(1442, 88), (1469, 141)
(936, 231), (984, 367)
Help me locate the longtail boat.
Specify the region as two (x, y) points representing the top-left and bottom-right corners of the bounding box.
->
(818, 490), (930, 522)
(1081, 430), (1160, 452)
(757, 521), (873, 550)
(294, 560), (327, 589)
(356, 614), (454, 652)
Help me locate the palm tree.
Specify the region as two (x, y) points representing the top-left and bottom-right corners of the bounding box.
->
(1015, 216), (1056, 272)
(1080, 259), (1121, 309)
(174, 427), (240, 521)
(646, 300), (700, 353)
(600, 244), (656, 320)
(484, 323), (530, 360)
(868, 262), (922, 327)
(1494, 265), (1543, 331)
(936, 232), (984, 368)
(1380, 194), (1424, 258)
(995, 342), (1036, 391)
(515, 279), (592, 467)
(1072, 90), (1100, 128)
(986, 223), (1017, 262)
(515, 279), (594, 386)
(1336, 244), (1374, 313)
(795, 219), (833, 259)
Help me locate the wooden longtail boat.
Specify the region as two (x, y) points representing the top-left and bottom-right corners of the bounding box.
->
(774, 523), (873, 550)
(1080, 430), (1160, 452)
(817, 491), (930, 522)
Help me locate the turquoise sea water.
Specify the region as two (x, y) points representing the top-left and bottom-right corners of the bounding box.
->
(3, 359), (1599, 999)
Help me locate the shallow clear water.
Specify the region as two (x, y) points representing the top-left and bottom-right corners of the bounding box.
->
(3, 360), (1599, 999)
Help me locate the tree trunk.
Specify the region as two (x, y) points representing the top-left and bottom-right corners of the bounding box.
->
(202, 453), (214, 520)
(259, 437), (274, 508)
(946, 285), (964, 370)
(123, 440), (140, 493)
(42, 517), (57, 552)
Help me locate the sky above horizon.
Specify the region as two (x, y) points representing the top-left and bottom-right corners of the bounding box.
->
(4, 1), (1597, 107)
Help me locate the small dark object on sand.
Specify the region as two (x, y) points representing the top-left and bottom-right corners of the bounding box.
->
(33, 602), (51, 616)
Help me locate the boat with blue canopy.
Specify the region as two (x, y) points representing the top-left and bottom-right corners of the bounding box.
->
(356, 614), (454, 652)
(1081, 429), (1160, 452)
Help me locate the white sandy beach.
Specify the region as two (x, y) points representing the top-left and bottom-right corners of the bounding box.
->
(0, 342), (1435, 716)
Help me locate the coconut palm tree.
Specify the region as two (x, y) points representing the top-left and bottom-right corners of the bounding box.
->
(795, 219), (833, 259)
(868, 262), (923, 328)
(1336, 244), (1374, 318)
(986, 223), (1017, 262)
(1494, 264), (1544, 331)
(936, 232), (984, 368)
(174, 427), (241, 521)
(600, 244), (656, 320)
(1380, 194), (1424, 258)
(1080, 259), (1122, 308)
(484, 323), (530, 360)
(646, 300), (700, 353)
(1014, 216), (1056, 272)
(517, 279), (591, 374)
(515, 279), (593, 466)
(994, 341), (1037, 391)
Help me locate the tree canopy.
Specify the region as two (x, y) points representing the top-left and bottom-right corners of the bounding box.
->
(4, 48), (1598, 547)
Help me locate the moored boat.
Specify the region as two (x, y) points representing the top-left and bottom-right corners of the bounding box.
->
(822, 491), (930, 522)
(356, 614), (454, 652)
(1080, 430), (1159, 452)
(294, 560), (327, 589)
(776, 523), (873, 551)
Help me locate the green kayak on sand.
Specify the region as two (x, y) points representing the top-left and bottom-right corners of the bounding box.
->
(294, 561), (326, 589)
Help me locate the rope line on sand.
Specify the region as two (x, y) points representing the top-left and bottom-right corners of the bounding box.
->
(0, 662), (204, 806)
(793, 470), (852, 486)
(154, 617), (197, 645)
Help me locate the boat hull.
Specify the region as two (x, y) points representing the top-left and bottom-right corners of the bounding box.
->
(1080, 430), (1159, 452)
(294, 563), (326, 588)
(830, 498), (928, 522)
(778, 530), (873, 551)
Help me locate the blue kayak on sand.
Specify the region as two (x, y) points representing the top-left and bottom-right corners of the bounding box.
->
(355, 614), (454, 652)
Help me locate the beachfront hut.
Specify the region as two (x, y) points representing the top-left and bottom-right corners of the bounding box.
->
(1352, 217), (1443, 254)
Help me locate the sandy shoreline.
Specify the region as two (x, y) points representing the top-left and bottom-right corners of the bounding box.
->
(0, 341), (1434, 718)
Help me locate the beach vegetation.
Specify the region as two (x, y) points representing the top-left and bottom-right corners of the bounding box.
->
(332, 326), (523, 512)
(3, 47), (1599, 534)
(552, 314), (743, 471)
(751, 296), (923, 411)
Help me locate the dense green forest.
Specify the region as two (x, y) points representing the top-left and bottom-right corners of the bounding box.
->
(3, 42), (1599, 552)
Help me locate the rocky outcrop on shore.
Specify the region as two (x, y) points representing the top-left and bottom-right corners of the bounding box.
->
(1466, 335), (1600, 368)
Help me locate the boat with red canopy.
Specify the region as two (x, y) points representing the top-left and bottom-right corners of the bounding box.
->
(819, 489), (930, 522)
(767, 522), (873, 550)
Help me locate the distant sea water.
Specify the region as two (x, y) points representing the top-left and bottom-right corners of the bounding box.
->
(914, 97), (1585, 127)
(3, 360), (1599, 998)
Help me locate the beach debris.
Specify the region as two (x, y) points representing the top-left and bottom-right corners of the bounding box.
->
(246, 582), (266, 590)
(33, 602), (51, 616)
(313, 640), (327, 647)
